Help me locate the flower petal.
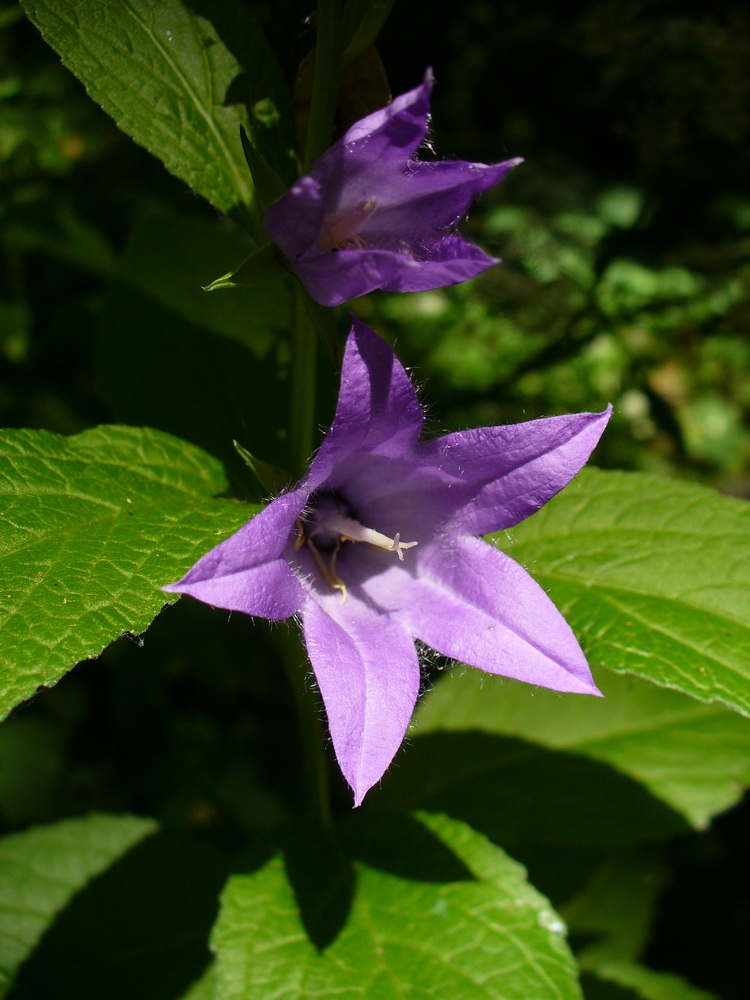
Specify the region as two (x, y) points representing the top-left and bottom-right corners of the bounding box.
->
(302, 594), (420, 806)
(163, 489), (307, 619)
(420, 408), (612, 534)
(362, 158), (521, 245)
(294, 248), (404, 307)
(338, 70), (433, 161)
(366, 535), (600, 696)
(263, 175), (325, 268)
(378, 235), (500, 293)
(311, 319), (424, 484)
(296, 237), (499, 304)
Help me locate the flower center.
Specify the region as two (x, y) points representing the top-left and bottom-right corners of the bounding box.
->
(316, 199), (377, 252)
(294, 493), (417, 603)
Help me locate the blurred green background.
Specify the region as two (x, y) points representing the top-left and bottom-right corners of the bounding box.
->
(2, 1), (749, 997)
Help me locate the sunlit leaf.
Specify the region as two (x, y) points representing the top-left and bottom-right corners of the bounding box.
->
(213, 811), (583, 1000)
(496, 468), (750, 718)
(0, 426), (253, 719)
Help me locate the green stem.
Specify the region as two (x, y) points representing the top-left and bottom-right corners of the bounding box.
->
(272, 623), (332, 827)
(304, 0), (343, 168)
(290, 286), (317, 476)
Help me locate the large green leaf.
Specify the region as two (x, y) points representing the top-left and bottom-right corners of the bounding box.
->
(496, 468), (750, 717)
(213, 811), (583, 1000)
(416, 668), (750, 829)
(20, 0), (291, 221)
(0, 813), (155, 997)
(0, 426), (253, 720)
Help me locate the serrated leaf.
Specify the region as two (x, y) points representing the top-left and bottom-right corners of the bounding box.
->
(496, 468), (750, 717)
(20, 0), (291, 222)
(0, 813), (155, 997)
(0, 426), (254, 720)
(416, 668), (750, 829)
(213, 811), (583, 1000)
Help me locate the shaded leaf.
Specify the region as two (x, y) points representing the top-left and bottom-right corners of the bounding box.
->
(0, 813), (155, 997)
(9, 829), (230, 1000)
(374, 733), (687, 850)
(582, 962), (719, 1000)
(562, 853), (663, 965)
(95, 210), (297, 482)
(416, 668), (750, 829)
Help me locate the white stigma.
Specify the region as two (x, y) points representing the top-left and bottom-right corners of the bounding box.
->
(318, 511), (417, 561)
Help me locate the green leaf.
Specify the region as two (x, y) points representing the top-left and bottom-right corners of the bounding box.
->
(374, 732), (686, 852)
(0, 425), (254, 720)
(561, 853), (663, 965)
(95, 210), (299, 479)
(9, 829), (230, 1000)
(496, 468), (750, 718)
(416, 668), (750, 829)
(178, 966), (217, 1000)
(213, 811), (583, 1000)
(582, 962), (719, 1000)
(0, 813), (155, 997)
(20, 0), (291, 222)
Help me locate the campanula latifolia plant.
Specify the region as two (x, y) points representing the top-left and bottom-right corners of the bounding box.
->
(4, 2), (750, 998)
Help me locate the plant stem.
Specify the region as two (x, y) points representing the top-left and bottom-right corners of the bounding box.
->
(273, 623), (332, 827)
(290, 285), (317, 476)
(304, 0), (343, 168)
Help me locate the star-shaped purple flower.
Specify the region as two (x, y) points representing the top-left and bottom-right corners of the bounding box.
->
(165, 320), (611, 805)
(264, 71), (521, 307)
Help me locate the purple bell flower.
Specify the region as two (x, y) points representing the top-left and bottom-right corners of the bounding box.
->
(264, 71), (522, 307)
(165, 320), (611, 805)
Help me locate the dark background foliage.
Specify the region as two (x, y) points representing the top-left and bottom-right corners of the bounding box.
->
(2, 1), (749, 997)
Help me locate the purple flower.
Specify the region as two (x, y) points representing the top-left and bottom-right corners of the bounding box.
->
(165, 321), (611, 805)
(264, 71), (521, 307)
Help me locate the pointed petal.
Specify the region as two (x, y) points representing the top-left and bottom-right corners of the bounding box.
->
(420, 408), (612, 534)
(379, 235), (500, 293)
(302, 595), (420, 806)
(363, 158), (521, 243)
(310, 320), (424, 486)
(366, 535), (600, 696)
(296, 237), (498, 304)
(163, 489), (307, 619)
(339, 70), (433, 160)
